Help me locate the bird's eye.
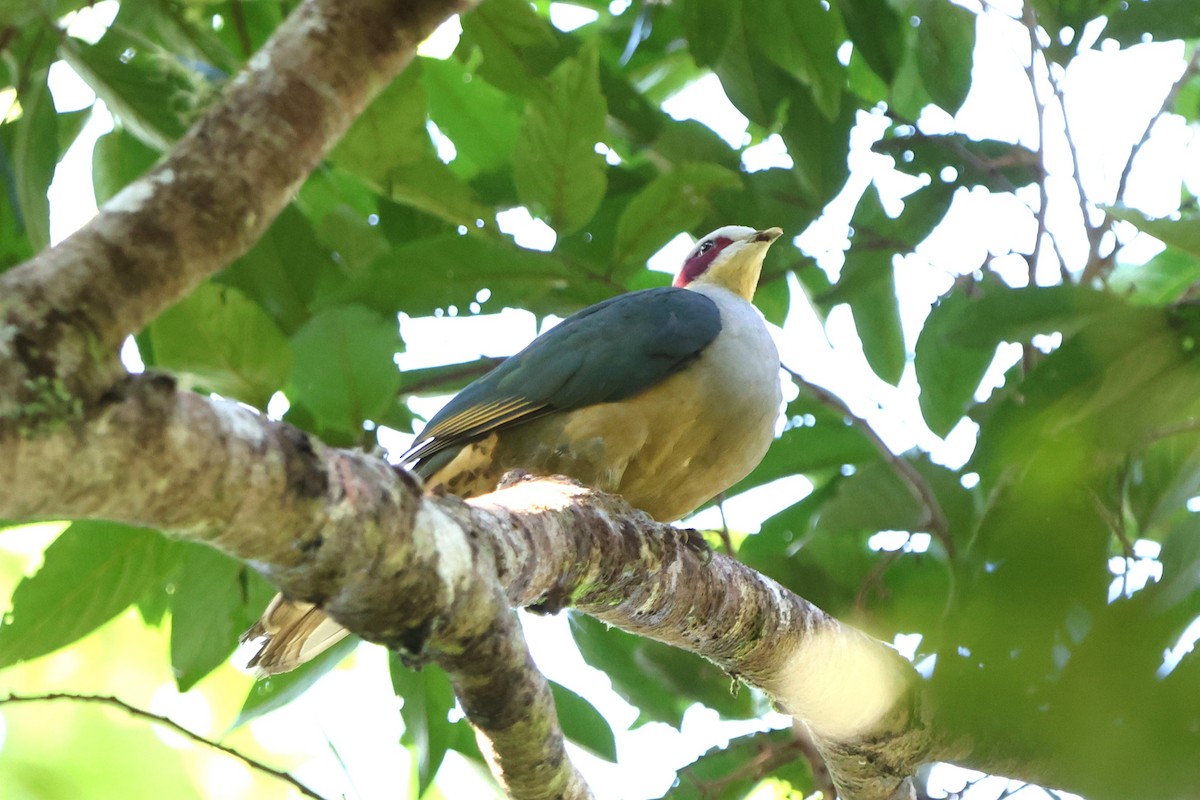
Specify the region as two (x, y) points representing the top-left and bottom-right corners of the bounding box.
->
(698, 241), (713, 255)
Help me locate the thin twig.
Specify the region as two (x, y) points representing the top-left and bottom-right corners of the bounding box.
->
(783, 366), (955, 557)
(1018, 5), (1052, 376)
(0, 693), (328, 800)
(1019, 4), (1050, 287)
(1045, 66), (1100, 277)
(1114, 47), (1200, 208)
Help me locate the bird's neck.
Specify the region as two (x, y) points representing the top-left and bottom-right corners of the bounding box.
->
(689, 260), (763, 302)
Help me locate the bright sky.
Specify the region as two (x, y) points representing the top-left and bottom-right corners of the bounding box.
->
(23, 0), (1199, 798)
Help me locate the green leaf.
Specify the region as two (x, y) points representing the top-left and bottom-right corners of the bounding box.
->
(743, 0), (845, 119)
(671, 729), (814, 800)
(13, 71), (56, 252)
(1103, 0), (1200, 46)
(422, 55), (523, 178)
(0, 522), (175, 669)
(682, 0), (737, 68)
(385, 158), (491, 228)
(1108, 207), (1200, 260)
(779, 78), (857, 207)
(513, 41), (608, 234)
(1109, 247), (1200, 306)
(846, 251), (906, 385)
(92, 127), (160, 206)
(569, 613), (757, 728)
(612, 164), (741, 275)
(59, 19), (201, 151)
(319, 233), (605, 319)
(874, 132), (1041, 191)
(287, 305), (402, 432)
(217, 204), (336, 335)
(713, 18), (792, 129)
(390, 655), (459, 794)
(234, 636), (359, 727)
(815, 460), (925, 536)
(149, 282), (292, 408)
(459, 0), (560, 97)
(916, 0), (976, 114)
(331, 67), (431, 183)
(314, 205), (390, 274)
(839, 0), (906, 85)
(549, 681), (617, 762)
(170, 543), (276, 692)
(914, 284), (1000, 436)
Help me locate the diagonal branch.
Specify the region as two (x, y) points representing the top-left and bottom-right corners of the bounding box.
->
(782, 366), (954, 557)
(0, 0), (477, 421)
(0, 692), (327, 800)
(0, 371), (928, 800)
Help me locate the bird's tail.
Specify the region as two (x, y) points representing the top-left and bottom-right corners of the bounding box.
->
(241, 594), (349, 676)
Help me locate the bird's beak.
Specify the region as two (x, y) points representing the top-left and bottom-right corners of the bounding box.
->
(753, 227), (784, 243)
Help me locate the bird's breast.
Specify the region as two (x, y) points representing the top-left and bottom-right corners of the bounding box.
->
(565, 284), (782, 521)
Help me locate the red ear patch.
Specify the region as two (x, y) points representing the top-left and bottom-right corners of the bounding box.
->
(674, 236), (733, 287)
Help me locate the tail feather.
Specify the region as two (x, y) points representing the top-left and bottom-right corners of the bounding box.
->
(242, 594), (349, 676)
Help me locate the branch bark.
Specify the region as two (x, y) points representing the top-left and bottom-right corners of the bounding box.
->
(0, 370), (930, 800)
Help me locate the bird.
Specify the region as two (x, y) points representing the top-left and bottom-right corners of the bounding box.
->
(243, 225), (785, 674)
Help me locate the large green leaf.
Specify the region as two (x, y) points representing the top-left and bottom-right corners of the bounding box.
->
(92, 128), (160, 206)
(422, 55), (523, 179)
(682, 0), (737, 68)
(916, 0), (976, 114)
(846, 250), (906, 385)
(235, 636), (359, 727)
(217, 203), (338, 335)
(169, 543), (276, 692)
(331, 67), (431, 183)
(459, 0), (560, 97)
(513, 41), (608, 234)
(12, 70), (56, 253)
(60, 17), (201, 151)
(742, 0), (845, 120)
(1108, 207), (1200, 260)
(611, 164), (741, 276)
(287, 305), (402, 433)
(1109, 247), (1200, 306)
(549, 680), (617, 762)
(149, 282), (292, 409)
(390, 655), (460, 795)
(914, 283), (999, 436)
(839, 0), (906, 85)
(0, 522), (176, 669)
(569, 613), (759, 728)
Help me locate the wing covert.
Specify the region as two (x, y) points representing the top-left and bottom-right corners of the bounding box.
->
(403, 287), (721, 471)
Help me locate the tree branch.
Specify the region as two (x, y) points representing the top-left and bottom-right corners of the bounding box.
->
(782, 366), (954, 557)
(0, 365), (934, 799)
(0, 0), (476, 423)
(0, 692), (326, 800)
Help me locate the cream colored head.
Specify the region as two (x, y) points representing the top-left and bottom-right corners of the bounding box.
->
(673, 225), (784, 301)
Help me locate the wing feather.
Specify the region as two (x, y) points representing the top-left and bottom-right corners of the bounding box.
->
(403, 287), (721, 474)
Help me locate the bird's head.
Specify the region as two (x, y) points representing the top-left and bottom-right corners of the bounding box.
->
(673, 225), (784, 300)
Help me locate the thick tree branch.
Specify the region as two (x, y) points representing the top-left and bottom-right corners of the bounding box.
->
(0, 371), (932, 800)
(0, 0), (475, 423)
